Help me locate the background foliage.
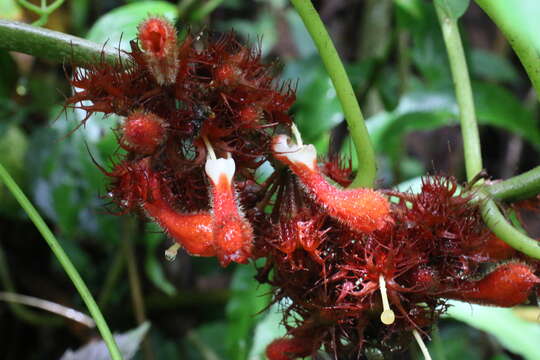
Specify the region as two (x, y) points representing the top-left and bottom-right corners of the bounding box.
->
(1, 0), (539, 359)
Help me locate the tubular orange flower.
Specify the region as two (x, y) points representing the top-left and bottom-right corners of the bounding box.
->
(272, 134), (392, 233)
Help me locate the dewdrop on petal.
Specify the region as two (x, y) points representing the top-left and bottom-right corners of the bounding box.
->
(138, 17), (179, 85)
(204, 138), (253, 266)
(272, 133), (392, 233)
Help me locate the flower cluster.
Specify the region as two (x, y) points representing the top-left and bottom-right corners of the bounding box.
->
(66, 17), (540, 359)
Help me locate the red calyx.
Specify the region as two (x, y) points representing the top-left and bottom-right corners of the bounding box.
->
(266, 337), (313, 360)
(444, 262), (540, 307)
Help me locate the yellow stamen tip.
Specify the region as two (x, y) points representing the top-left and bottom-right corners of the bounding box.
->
(380, 309), (395, 325)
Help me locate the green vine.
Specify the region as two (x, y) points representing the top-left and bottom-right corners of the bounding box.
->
(290, 0), (377, 188)
(435, 3), (540, 259)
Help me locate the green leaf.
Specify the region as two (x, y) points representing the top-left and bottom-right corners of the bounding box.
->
(248, 303), (287, 360)
(446, 301), (540, 360)
(0, 51), (18, 98)
(435, 0), (471, 19)
(0, 125), (27, 216)
(469, 49), (521, 84)
(86, 1), (178, 50)
(144, 223), (176, 296)
(225, 263), (271, 360)
(473, 81), (540, 147)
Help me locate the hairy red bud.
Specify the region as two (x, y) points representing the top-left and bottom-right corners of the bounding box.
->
(121, 111), (167, 154)
(138, 17), (178, 85)
(266, 337), (312, 360)
(445, 263), (539, 307)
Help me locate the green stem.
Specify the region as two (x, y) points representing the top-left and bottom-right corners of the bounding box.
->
(475, 0), (540, 102)
(290, 0), (376, 188)
(435, 4), (540, 259)
(487, 166), (540, 201)
(480, 194), (540, 258)
(0, 163), (123, 360)
(0, 20), (127, 66)
(435, 5), (482, 179)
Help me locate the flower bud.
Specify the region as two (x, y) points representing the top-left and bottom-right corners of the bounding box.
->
(121, 111), (167, 154)
(138, 17), (178, 85)
(445, 262), (539, 307)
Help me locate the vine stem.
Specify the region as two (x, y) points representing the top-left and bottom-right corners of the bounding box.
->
(475, 0), (540, 102)
(0, 19), (127, 66)
(487, 165), (540, 201)
(290, 0), (377, 188)
(0, 163), (123, 360)
(435, 4), (540, 259)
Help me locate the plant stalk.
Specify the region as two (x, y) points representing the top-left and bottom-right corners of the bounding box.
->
(435, 3), (540, 259)
(0, 163), (123, 359)
(290, 0), (377, 188)
(0, 20), (127, 66)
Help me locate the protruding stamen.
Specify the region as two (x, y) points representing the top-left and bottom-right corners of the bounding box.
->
(413, 330), (432, 360)
(291, 123), (303, 147)
(379, 275), (395, 325)
(202, 135), (216, 160)
(165, 243), (181, 261)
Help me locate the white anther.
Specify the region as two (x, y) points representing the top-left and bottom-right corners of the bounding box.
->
(413, 330), (432, 360)
(379, 275), (395, 325)
(165, 243), (181, 261)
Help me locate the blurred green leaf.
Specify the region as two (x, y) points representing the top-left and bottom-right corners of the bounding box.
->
(0, 0), (23, 21)
(0, 51), (17, 98)
(144, 223), (176, 296)
(248, 302), (287, 360)
(473, 81), (540, 146)
(223, 11), (277, 56)
(469, 49), (520, 84)
(86, 1), (178, 50)
(28, 107), (121, 245)
(0, 124), (28, 216)
(446, 301), (540, 360)
(435, 0), (470, 19)
(185, 322), (227, 360)
(225, 263), (271, 360)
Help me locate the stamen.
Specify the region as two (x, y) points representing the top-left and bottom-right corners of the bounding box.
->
(413, 330), (432, 360)
(379, 275), (395, 325)
(291, 123), (303, 147)
(165, 243), (181, 261)
(202, 135), (216, 160)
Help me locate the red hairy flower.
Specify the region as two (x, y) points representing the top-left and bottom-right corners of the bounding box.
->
(65, 16), (540, 359)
